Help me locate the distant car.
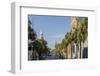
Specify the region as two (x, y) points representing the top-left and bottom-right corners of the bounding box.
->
(47, 53), (52, 56)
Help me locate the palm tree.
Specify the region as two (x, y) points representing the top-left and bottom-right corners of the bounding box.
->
(53, 17), (88, 59)
(76, 17), (88, 58)
(71, 28), (79, 58)
(39, 38), (49, 54)
(80, 17), (88, 58)
(63, 32), (73, 59)
(36, 37), (50, 59)
(54, 41), (65, 58)
(32, 40), (41, 59)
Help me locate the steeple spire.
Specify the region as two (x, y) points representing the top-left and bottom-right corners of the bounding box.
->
(40, 30), (44, 39)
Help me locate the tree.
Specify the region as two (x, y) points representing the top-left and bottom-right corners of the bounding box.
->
(31, 38), (50, 60)
(54, 42), (64, 59)
(38, 38), (49, 55)
(79, 17), (88, 58)
(61, 32), (73, 59)
(76, 17), (88, 58)
(28, 19), (50, 60)
(28, 19), (37, 41)
(53, 17), (88, 59)
(28, 19), (38, 60)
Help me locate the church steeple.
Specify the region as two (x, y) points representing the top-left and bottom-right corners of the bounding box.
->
(40, 30), (44, 39)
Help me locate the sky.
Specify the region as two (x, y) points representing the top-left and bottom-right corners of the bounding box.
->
(28, 15), (71, 49)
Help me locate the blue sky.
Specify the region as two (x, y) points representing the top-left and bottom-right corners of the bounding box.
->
(28, 15), (71, 49)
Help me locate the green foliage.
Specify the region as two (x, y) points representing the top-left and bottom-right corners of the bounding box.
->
(54, 17), (88, 58)
(28, 19), (50, 60)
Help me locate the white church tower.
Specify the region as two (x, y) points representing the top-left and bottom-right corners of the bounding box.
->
(40, 30), (44, 39)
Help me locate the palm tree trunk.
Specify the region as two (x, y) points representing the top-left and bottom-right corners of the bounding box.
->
(65, 46), (67, 59)
(81, 42), (84, 58)
(80, 42), (81, 59)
